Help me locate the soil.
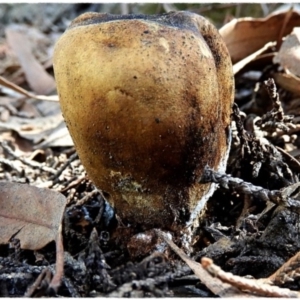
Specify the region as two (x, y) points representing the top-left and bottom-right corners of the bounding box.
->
(0, 3), (300, 297)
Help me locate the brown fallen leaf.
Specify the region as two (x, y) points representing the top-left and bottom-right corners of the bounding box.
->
(5, 26), (56, 95)
(0, 113), (72, 147)
(220, 10), (300, 64)
(35, 122), (74, 149)
(0, 181), (66, 250)
(233, 41), (275, 74)
(273, 27), (300, 77)
(273, 72), (300, 95)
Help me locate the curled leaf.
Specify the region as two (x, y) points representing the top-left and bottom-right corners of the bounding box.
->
(273, 27), (300, 77)
(273, 72), (300, 95)
(5, 26), (56, 95)
(220, 10), (300, 64)
(233, 42), (275, 74)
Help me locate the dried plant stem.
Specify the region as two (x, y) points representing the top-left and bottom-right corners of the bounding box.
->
(0, 75), (58, 102)
(0, 140), (57, 174)
(49, 152), (79, 182)
(59, 175), (86, 193)
(50, 224), (64, 292)
(232, 103), (250, 155)
(200, 167), (300, 213)
(76, 189), (99, 206)
(256, 78), (294, 133)
(201, 257), (299, 298)
(268, 250), (300, 285)
(155, 229), (247, 297)
(24, 268), (52, 297)
(264, 78), (284, 121)
(0, 157), (22, 173)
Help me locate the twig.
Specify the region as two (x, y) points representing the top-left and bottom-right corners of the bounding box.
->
(49, 152), (79, 182)
(66, 188), (77, 204)
(232, 100), (294, 180)
(0, 140), (57, 174)
(24, 268), (52, 297)
(49, 224), (64, 292)
(264, 78), (284, 121)
(155, 229), (247, 297)
(0, 75), (58, 102)
(268, 250), (300, 285)
(232, 103), (251, 156)
(255, 78), (294, 133)
(0, 157), (22, 174)
(199, 167), (300, 213)
(59, 175), (86, 193)
(201, 257), (299, 298)
(76, 189), (99, 206)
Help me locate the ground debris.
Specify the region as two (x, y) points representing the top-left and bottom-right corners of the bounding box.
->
(1, 3), (300, 298)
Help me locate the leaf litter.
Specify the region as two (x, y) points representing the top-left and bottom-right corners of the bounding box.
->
(1, 3), (300, 298)
(0, 181), (66, 250)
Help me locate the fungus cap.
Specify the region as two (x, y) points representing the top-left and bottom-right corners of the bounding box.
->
(53, 11), (234, 233)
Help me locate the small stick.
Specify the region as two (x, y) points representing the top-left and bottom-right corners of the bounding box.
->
(155, 229), (246, 297)
(0, 157), (22, 174)
(49, 152), (79, 182)
(49, 224), (64, 292)
(24, 268), (52, 297)
(0, 75), (58, 102)
(76, 189), (99, 206)
(268, 251), (300, 285)
(202, 257), (299, 298)
(0, 140), (57, 174)
(200, 167), (300, 213)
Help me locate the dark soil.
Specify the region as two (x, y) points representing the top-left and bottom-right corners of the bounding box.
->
(0, 3), (300, 297)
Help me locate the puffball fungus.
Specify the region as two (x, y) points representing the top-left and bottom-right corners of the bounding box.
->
(53, 11), (234, 234)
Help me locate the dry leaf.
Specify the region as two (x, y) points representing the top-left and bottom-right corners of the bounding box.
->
(233, 42), (275, 74)
(220, 10), (300, 64)
(0, 111), (73, 148)
(273, 27), (300, 77)
(5, 26), (56, 95)
(0, 113), (67, 144)
(35, 123), (74, 149)
(273, 72), (300, 95)
(0, 181), (66, 250)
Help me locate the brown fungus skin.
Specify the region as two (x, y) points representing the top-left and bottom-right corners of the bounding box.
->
(53, 11), (234, 232)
